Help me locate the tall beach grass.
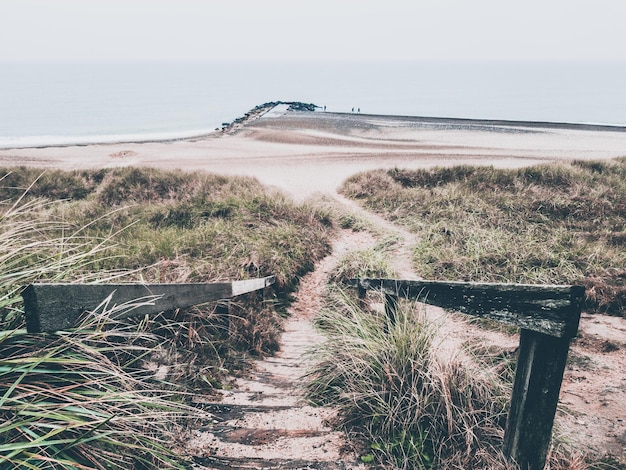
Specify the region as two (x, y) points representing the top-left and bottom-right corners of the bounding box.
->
(0, 308), (194, 469)
(0, 182), (192, 468)
(0, 166), (335, 468)
(305, 288), (512, 469)
(330, 160), (626, 468)
(307, 288), (609, 469)
(340, 159), (626, 317)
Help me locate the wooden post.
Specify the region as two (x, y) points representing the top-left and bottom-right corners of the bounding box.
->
(503, 329), (573, 470)
(262, 284), (270, 304)
(384, 293), (398, 326)
(215, 300), (231, 335)
(358, 284), (367, 310)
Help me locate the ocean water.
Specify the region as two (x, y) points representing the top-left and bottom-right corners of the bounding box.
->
(1, 61), (625, 148)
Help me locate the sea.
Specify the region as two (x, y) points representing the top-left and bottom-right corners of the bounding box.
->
(1, 61), (625, 149)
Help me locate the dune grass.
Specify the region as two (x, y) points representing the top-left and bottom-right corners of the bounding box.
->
(0, 309), (194, 469)
(306, 288), (513, 469)
(1, 167), (333, 293)
(340, 158), (626, 317)
(0, 181), (120, 331)
(321, 160), (626, 468)
(0, 189), (190, 468)
(328, 235), (400, 284)
(0, 166), (335, 468)
(307, 286), (605, 469)
(0, 166), (333, 324)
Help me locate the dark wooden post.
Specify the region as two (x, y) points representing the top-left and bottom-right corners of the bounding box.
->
(358, 284), (367, 310)
(262, 284), (271, 304)
(384, 293), (398, 326)
(215, 300), (231, 335)
(503, 330), (573, 470)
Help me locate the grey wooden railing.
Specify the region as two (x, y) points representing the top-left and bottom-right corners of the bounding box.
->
(348, 277), (585, 470)
(23, 276), (275, 333)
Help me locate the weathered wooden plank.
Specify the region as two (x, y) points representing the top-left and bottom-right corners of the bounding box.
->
(231, 276), (275, 296)
(503, 329), (572, 470)
(24, 283), (230, 333)
(350, 278), (584, 338)
(23, 276), (275, 333)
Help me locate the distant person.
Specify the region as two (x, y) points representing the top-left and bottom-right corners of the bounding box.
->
(358, 107), (360, 113)
(352, 107), (354, 113)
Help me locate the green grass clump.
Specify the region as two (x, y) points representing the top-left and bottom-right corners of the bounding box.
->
(340, 159), (626, 316)
(305, 289), (511, 469)
(328, 235), (400, 284)
(0, 168), (104, 201)
(0, 187), (194, 468)
(308, 289), (603, 469)
(0, 192), (117, 331)
(0, 312), (192, 469)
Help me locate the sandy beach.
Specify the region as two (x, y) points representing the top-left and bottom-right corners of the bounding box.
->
(2, 105), (626, 200)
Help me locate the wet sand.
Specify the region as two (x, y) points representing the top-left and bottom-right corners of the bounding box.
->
(1, 107), (626, 200)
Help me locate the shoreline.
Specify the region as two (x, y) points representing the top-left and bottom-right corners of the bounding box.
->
(1, 106), (626, 202)
(0, 102), (318, 151)
(3, 103), (626, 151)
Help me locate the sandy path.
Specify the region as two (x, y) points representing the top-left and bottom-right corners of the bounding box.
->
(333, 192), (418, 279)
(187, 229), (375, 469)
(189, 186), (626, 466)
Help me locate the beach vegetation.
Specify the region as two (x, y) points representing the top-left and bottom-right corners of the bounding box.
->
(0, 166), (334, 468)
(0, 311), (194, 469)
(309, 287), (605, 468)
(340, 158), (626, 317)
(328, 235), (399, 285)
(306, 163), (626, 469)
(305, 288), (514, 469)
(1, 165), (332, 301)
(0, 185), (190, 468)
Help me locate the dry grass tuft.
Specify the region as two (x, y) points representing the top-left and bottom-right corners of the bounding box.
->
(306, 289), (511, 469)
(340, 159), (626, 318)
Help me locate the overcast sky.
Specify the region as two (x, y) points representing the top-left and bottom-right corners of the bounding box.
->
(2, 0), (626, 62)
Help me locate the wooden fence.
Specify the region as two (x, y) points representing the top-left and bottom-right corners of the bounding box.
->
(23, 274), (583, 468)
(348, 277), (585, 470)
(23, 276), (275, 333)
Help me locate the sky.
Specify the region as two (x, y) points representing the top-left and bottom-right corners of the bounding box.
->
(1, 0), (626, 62)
